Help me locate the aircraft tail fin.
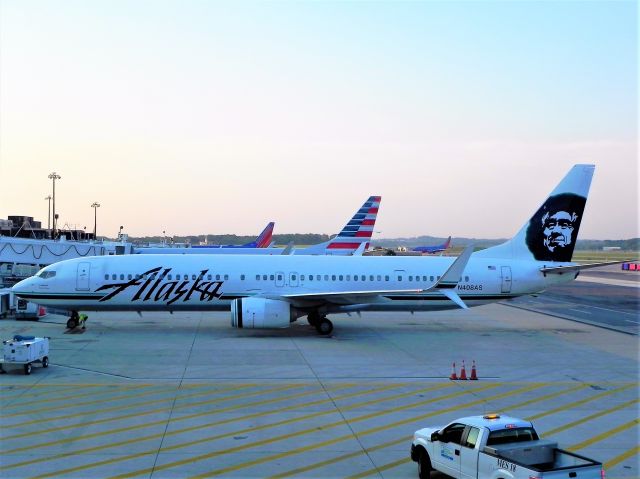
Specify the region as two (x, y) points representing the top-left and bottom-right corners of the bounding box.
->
(474, 164), (594, 262)
(245, 222), (275, 248)
(301, 196), (381, 255)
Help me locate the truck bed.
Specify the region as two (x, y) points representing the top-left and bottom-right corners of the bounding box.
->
(483, 442), (602, 473)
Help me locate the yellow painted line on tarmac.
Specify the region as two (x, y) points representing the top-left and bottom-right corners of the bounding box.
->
(25, 382), (429, 479)
(3, 383), (303, 453)
(2, 381), (258, 418)
(4, 383), (356, 466)
(2, 384), (185, 417)
(1, 383), (167, 408)
(271, 436), (408, 479)
(605, 445), (640, 470)
(507, 382), (587, 410)
(189, 383), (538, 479)
(3, 383), (210, 410)
(569, 419), (640, 451)
(2, 382), (259, 439)
(544, 398), (639, 437)
(0, 382), (159, 388)
(272, 382), (589, 479)
(527, 383), (637, 420)
(349, 457), (410, 479)
(104, 382), (471, 479)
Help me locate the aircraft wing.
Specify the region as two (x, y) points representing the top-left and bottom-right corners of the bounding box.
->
(540, 260), (629, 275)
(281, 288), (426, 306)
(281, 245), (476, 307)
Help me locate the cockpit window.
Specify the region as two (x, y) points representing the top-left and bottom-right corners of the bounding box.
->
(38, 271), (57, 279)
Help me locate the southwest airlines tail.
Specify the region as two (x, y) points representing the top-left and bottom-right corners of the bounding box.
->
(300, 196), (381, 255)
(192, 222), (275, 249)
(413, 236), (452, 254)
(475, 164), (594, 261)
(251, 222), (275, 248)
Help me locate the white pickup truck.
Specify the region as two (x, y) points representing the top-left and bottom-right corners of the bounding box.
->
(410, 414), (603, 479)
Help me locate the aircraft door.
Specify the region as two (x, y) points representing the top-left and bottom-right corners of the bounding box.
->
(275, 272), (285, 287)
(500, 266), (512, 293)
(76, 262), (91, 291)
(289, 272), (299, 287)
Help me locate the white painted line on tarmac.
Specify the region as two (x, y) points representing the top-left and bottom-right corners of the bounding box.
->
(576, 276), (640, 288)
(543, 295), (638, 317)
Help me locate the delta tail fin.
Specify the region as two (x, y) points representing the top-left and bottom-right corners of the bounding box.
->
(474, 164), (594, 262)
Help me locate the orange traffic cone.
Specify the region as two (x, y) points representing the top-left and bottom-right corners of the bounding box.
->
(449, 362), (458, 380)
(470, 360), (478, 380)
(459, 360), (468, 380)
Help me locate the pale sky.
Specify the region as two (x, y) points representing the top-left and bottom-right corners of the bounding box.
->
(0, 0), (637, 240)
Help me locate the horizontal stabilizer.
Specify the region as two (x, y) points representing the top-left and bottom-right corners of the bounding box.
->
(352, 242), (367, 256)
(441, 289), (468, 309)
(281, 242), (295, 255)
(540, 260), (630, 275)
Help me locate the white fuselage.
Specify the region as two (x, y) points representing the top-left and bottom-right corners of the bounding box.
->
(12, 253), (575, 314)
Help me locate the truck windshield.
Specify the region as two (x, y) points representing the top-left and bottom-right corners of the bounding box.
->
(486, 427), (539, 445)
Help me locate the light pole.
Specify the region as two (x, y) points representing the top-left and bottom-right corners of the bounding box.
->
(44, 195), (52, 234)
(91, 202), (100, 239)
(48, 172), (61, 237)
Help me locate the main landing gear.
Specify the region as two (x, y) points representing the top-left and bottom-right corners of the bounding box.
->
(307, 312), (333, 335)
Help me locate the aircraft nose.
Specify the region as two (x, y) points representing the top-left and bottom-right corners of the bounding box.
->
(12, 277), (35, 296)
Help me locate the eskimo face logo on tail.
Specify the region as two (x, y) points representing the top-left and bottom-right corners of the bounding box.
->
(96, 266), (224, 304)
(525, 193), (586, 262)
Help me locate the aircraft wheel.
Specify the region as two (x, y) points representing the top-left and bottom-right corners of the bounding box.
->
(24, 363), (32, 375)
(315, 318), (333, 335)
(67, 317), (78, 329)
(307, 312), (320, 327)
(42, 356), (49, 368)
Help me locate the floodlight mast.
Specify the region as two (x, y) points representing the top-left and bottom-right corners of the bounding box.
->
(91, 202), (101, 239)
(48, 172), (61, 238)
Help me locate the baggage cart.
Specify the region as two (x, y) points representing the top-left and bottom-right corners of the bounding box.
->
(0, 336), (50, 375)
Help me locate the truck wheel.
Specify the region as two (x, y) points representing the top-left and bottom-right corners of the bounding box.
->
(42, 357), (49, 368)
(418, 451), (432, 479)
(24, 363), (32, 375)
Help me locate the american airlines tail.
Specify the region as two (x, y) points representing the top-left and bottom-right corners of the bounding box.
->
(300, 196), (381, 255)
(475, 164), (594, 262)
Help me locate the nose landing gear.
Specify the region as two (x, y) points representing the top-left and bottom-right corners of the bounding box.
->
(66, 311), (79, 329)
(66, 311), (87, 330)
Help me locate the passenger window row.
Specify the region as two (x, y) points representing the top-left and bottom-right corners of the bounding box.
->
(105, 273), (229, 281)
(104, 273), (473, 283)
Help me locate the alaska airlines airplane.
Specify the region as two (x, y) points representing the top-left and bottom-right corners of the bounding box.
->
(412, 236), (452, 254)
(13, 166), (602, 335)
(133, 196), (381, 256)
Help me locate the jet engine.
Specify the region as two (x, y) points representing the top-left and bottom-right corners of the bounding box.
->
(231, 298), (296, 329)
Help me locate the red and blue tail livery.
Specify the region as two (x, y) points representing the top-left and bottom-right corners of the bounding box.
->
(413, 236), (452, 255)
(191, 222), (275, 249)
(300, 196), (380, 255)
